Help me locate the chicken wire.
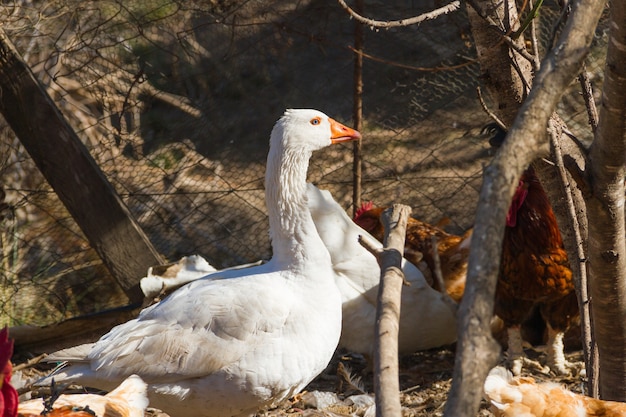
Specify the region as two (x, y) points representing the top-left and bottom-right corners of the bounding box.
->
(0, 0), (607, 325)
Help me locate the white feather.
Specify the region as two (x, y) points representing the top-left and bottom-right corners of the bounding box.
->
(44, 109), (358, 417)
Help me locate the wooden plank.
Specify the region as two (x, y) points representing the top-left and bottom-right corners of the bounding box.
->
(0, 30), (164, 303)
(11, 304), (141, 354)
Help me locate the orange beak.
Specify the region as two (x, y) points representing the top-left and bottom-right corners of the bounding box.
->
(329, 118), (362, 144)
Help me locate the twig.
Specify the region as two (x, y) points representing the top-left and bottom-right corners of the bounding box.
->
(348, 46), (475, 72)
(578, 66), (599, 134)
(512, 0), (544, 39)
(13, 353), (46, 372)
(430, 236), (459, 313)
(529, 1), (542, 71)
(502, 35), (536, 65)
(476, 87), (507, 131)
(337, 0), (461, 29)
(359, 234), (383, 265)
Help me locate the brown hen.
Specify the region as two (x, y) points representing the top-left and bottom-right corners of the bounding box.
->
(497, 166), (579, 375)
(354, 203), (471, 303)
(17, 374), (148, 417)
(484, 366), (626, 417)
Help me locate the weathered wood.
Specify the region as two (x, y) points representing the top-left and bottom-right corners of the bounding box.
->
(11, 304), (141, 354)
(0, 30), (164, 303)
(374, 204), (411, 417)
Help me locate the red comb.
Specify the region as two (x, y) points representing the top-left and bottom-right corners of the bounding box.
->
(0, 328), (12, 375)
(354, 201), (374, 220)
(0, 326), (17, 417)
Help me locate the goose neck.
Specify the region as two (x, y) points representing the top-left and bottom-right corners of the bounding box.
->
(265, 144), (327, 265)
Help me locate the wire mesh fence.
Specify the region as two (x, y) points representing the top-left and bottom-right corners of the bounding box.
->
(0, 0), (607, 326)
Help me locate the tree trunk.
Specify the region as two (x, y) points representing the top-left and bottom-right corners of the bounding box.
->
(588, 0), (626, 400)
(466, 0), (532, 125)
(445, 1), (606, 415)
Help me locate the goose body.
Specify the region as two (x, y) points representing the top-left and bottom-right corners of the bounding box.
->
(137, 184), (458, 358)
(306, 185), (458, 355)
(45, 109), (361, 417)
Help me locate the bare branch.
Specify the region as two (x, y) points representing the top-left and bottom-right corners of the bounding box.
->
(548, 118), (598, 397)
(578, 66), (599, 133)
(476, 87), (507, 130)
(374, 204), (411, 417)
(359, 234), (384, 265)
(337, 0), (460, 29)
(529, 1), (542, 71)
(348, 46), (475, 72)
(502, 35), (537, 65)
(430, 235), (460, 313)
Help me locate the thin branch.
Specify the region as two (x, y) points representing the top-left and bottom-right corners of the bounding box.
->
(348, 46), (475, 72)
(477, 87), (507, 130)
(13, 353), (46, 372)
(578, 65), (599, 133)
(337, 0), (460, 29)
(430, 236), (447, 297)
(529, 1), (542, 71)
(352, 0), (363, 217)
(430, 235), (460, 313)
(548, 118), (598, 398)
(502, 35), (537, 65)
(359, 234), (383, 265)
(512, 0), (544, 39)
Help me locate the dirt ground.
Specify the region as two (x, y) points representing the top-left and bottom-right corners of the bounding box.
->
(14, 340), (586, 417)
(261, 346), (586, 417)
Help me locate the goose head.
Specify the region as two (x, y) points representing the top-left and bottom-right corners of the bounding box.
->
(271, 109), (361, 152)
(265, 109), (361, 265)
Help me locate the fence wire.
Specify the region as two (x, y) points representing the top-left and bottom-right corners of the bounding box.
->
(0, 0), (607, 325)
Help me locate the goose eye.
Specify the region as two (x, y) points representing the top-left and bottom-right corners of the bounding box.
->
(310, 117), (321, 125)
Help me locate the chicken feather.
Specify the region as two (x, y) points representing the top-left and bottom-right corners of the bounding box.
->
(18, 374), (148, 417)
(484, 366), (626, 417)
(353, 203), (471, 303)
(497, 167), (579, 375)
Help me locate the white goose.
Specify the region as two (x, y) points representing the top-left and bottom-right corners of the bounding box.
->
(306, 184), (458, 355)
(137, 186), (458, 357)
(45, 109), (361, 417)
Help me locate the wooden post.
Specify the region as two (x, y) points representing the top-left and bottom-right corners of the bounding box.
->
(375, 204), (411, 417)
(0, 30), (164, 303)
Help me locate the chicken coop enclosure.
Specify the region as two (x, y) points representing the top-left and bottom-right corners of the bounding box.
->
(0, 0), (607, 326)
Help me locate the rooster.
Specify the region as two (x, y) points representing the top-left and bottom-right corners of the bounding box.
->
(354, 202), (471, 303)
(496, 166), (579, 375)
(484, 366), (626, 416)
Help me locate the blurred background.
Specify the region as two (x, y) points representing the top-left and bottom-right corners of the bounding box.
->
(0, 0), (606, 326)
